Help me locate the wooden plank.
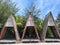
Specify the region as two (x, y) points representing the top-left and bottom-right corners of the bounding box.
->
(0, 40), (16, 42)
(5, 15), (14, 27)
(26, 14), (35, 26)
(0, 39), (40, 42)
(23, 39), (39, 41)
(45, 39), (60, 42)
(47, 16), (55, 26)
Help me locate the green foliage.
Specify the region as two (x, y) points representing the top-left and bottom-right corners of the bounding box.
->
(0, 0), (55, 38)
(0, 0), (18, 26)
(57, 13), (60, 21)
(36, 19), (44, 36)
(46, 27), (55, 38)
(15, 15), (23, 26)
(23, 2), (41, 19)
(0, 0), (19, 37)
(15, 15), (26, 37)
(57, 13), (60, 32)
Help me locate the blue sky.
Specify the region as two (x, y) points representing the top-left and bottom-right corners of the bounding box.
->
(12, 0), (60, 19)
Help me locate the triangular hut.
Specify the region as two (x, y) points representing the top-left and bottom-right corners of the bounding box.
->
(21, 13), (40, 42)
(0, 15), (20, 43)
(41, 12), (60, 42)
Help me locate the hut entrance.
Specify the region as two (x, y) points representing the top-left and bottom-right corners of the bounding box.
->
(2, 27), (15, 40)
(23, 26), (38, 39)
(0, 27), (16, 44)
(45, 26), (60, 42)
(46, 26), (59, 38)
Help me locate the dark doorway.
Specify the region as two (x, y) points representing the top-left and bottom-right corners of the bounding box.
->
(23, 26), (39, 39)
(46, 26), (59, 39)
(2, 27), (15, 40)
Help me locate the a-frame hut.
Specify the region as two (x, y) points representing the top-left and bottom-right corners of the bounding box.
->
(21, 13), (40, 42)
(41, 12), (60, 42)
(0, 15), (20, 43)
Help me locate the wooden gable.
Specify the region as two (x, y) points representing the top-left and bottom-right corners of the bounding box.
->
(26, 15), (35, 26)
(47, 15), (55, 26)
(5, 15), (14, 27)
